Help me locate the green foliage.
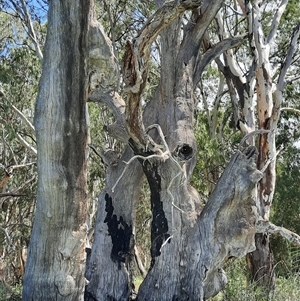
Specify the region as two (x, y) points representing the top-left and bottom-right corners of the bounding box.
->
(0, 283), (22, 301)
(191, 109), (239, 197)
(270, 144), (300, 277)
(213, 258), (300, 301)
(221, 259), (265, 301)
(0, 7), (42, 288)
(135, 180), (151, 269)
(273, 275), (300, 301)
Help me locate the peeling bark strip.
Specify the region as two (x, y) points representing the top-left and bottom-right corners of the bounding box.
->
(142, 161), (170, 268)
(104, 193), (133, 267)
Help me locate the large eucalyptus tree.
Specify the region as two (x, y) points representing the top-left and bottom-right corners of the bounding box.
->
(20, 0), (300, 300)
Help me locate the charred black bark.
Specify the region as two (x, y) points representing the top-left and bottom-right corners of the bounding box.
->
(142, 161), (170, 269)
(104, 193), (133, 267)
(84, 288), (98, 301)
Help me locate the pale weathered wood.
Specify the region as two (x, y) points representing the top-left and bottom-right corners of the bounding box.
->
(137, 147), (262, 301)
(84, 0), (291, 300)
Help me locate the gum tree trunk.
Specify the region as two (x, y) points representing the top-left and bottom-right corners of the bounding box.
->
(22, 1), (90, 300)
(85, 1), (263, 300)
(21, 1), (300, 301)
(85, 147), (144, 301)
(137, 146), (262, 300)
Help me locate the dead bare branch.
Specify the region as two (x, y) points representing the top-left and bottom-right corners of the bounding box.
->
(16, 133), (37, 155)
(239, 129), (271, 148)
(277, 23), (300, 92)
(194, 35), (246, 85)
(256, 221), (300, 247)
(280, 107), (300, 116)
(20, 0), (43, 61)
(11, 104), (35, 132)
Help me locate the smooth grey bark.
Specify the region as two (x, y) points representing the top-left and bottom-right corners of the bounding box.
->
(22, 1), (90, 300)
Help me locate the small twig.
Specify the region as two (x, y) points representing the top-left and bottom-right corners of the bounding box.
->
(20, 0), (43, 61)
(11, 162), (36, 170)
(134, 246), (147, 278)
(1, 176), (36, 203)
(146, 124), (187, 215)
(146, 125), (187, 213)
(0, 227), (13, 246)
(11, 104), (35, 132)
(16, 133), (37, 155)
(113, 124), (172, 193)
(146, 124), (170, 152)
(114, 124), (187, 226)
(159, 235), (173, 253)
(88, 144), (102, 158)
(0, 193), (27, 198)
(171, 202), (185, 213)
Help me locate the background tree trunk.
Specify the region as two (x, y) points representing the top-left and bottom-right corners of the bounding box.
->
(22, 1), (90, 300)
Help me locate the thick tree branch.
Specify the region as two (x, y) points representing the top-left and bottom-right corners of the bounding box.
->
(247, 1), (266, 65)
(122, 1), (206, 150)
(238, 130), (271, 148)
(256, 221), (300, 247)
(89, 89), (129, 143)
(88, 19), (119, 92)
(179, 0), (224, 66)
(271, 23), (300, 128)
(194, 35), (246, 86)
(266, 0), (288, 44)
(136, 0), (203, 58)
(277, 23), (300, 92)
